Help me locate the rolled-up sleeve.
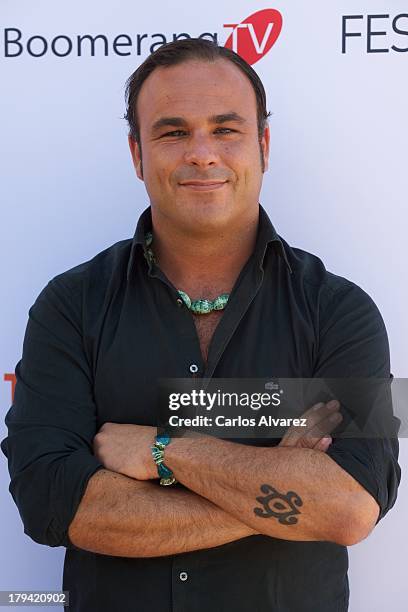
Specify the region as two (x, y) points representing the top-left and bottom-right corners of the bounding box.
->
(1, 275), (104, 548)
(313, 280), (401, 524)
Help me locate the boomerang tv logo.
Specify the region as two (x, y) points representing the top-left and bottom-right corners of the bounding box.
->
(224, 9), (283, 65)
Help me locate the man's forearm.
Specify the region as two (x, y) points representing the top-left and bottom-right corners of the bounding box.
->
(68, 468), (257, 557)
(164, 436), (380, 546)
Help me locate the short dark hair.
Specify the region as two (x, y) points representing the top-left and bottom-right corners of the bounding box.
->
(124, 38), (271, 145)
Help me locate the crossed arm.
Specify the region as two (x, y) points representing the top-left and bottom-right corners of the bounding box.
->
(68, 402), (380, 557)
(68, 469), (257, 557)
(4, 278), (391, 559)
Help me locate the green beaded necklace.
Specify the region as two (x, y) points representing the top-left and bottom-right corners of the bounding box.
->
(144, 231), (230, 315)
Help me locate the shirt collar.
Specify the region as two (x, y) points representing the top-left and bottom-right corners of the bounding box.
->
(254, 204), (292, 273)
(126, 203), (292, 282)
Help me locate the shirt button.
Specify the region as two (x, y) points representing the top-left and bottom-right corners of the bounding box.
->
(177, 298), (184, 307)
(189, 364), (199, 374)
(179, 571), (188, 582)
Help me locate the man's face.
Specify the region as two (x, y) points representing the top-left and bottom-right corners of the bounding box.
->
(128, 58), (269, 236)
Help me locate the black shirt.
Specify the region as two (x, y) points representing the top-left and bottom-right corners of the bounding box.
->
(1, 204), (400, 612)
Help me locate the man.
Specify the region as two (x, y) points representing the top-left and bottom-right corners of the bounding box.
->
(1, 39), (400, 612)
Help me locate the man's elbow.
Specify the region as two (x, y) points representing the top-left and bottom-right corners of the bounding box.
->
(17, 500), (68, 548)
(8, 468), (69, 548)
(335, 494), (380, 546)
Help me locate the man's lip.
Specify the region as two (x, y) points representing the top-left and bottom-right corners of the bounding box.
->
(178, 180), (228, 191)
(179, 180), (227, 185)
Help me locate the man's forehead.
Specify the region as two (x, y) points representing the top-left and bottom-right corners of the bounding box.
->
(137, 60), (257, 126)
(144, 57), (251, 89)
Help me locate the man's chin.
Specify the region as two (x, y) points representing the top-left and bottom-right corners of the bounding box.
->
(179, 200), (235, 231)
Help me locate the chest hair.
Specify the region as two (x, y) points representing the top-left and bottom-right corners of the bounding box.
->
(191, 310), (224, 365)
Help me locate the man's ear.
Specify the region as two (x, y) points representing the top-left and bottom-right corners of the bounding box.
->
(261, 125), (270, 173)
(128, 135), (144, 181)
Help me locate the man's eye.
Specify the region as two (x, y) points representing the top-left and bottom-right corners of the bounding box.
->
(160, 128), (236, 138)
(162, 130), (186, 137)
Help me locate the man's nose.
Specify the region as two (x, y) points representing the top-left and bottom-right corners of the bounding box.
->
(183, 134), (219, 167)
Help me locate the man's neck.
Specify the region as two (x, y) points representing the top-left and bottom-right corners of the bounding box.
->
(149, 210), (259, 299)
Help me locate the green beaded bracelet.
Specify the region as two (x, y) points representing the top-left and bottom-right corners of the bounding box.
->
(151, 433), (177, 486)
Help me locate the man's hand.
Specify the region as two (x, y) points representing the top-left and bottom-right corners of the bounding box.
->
(93, 400), (342, 482)
(278, 400), (342, 452)
(93, 423), (158, 480)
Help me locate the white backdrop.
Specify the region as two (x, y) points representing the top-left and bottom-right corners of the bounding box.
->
(1, 1), (406, 610)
